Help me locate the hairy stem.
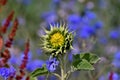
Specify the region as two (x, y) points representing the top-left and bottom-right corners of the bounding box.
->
(60, 56), (65, 80)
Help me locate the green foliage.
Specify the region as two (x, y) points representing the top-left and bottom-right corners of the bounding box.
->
(30, 65), (48, 77)
(72, 53), (100, 70)
(30, 77), (37, 80)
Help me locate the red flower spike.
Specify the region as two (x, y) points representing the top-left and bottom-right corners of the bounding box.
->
(0, 0), (7, 5)
(26, 76), (30, 80)
(1, 49), (11, 59)
(15, 75), (22, 80)
(0, 35), (3, 51)
(20, 40), (29, 70)
(8, 18), (18, 41)
(109, 72), (113, 80)
(5, 18), (19, 48)
(16, 40), (30, 80)
(0, 58), (5, 67)
(5, 40), (12, 48)
(19, 69), (25, 76)
(1, 11), (14, 33)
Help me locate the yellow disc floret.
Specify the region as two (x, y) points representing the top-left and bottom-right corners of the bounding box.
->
(50, 32), (64, 48)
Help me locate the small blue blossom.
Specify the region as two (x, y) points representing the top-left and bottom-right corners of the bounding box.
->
(94, 21), (103, 30)
(67, 14), (81, 24)
(46, 58), (59, 72)
(0, 65), (16, 79)
(114, 52), (120, 60)
(109, 30), (119, 39)
(78, 25), (95, 39)
(112, 51), (120, 68)
(27, 60), (44, 72)
(67, 14), (81, 31)
(79, 30), (90, 39)
(85, 11), (97, 20)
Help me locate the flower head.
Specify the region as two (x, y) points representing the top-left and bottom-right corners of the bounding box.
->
(42, 23), (73, 57)
(46, 58), (59, 72)
(0, 65), (16, 79)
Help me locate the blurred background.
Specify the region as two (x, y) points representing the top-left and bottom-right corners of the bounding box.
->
(1, 0), (120, 80)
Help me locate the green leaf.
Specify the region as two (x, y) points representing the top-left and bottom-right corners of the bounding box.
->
(72, 53), (100, 71)
(30, 77), (37, 80)
(30, 65), (48, 77)
(79, 53), (100, 64)
(73, 59), (94, 70)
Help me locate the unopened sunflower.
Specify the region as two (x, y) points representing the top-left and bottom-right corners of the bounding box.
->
(41, 23), (73, 57)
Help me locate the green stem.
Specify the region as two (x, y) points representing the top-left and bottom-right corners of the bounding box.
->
(64, 67), (75, 80)
(59, 56), (65, 80)
(61, 66), (64, 80)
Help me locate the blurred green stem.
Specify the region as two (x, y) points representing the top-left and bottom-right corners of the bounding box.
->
(60, 56), (65, 80)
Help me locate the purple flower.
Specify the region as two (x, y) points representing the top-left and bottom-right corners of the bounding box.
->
(27, 60), (44, 72)
(0, 65), (16, 79)
(109, 30), (119, 39)
(67, 14), (81, 24)
(94, 21), (103, 30)
(78, 25), (95, 39)
(85, 11), (97, 20)
(46, 58), (59, 72)
(112, 51), (120, 68)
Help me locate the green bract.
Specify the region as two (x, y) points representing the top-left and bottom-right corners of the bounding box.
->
(41, 23), (73, 57)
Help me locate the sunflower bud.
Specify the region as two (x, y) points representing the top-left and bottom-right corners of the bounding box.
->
(41, 23), (73, 57)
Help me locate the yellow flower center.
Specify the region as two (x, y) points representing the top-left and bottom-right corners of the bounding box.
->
(50, 32), (64, 48)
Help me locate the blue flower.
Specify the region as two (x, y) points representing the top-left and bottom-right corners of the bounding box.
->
(112, 51), (120, 68)
(94, 21), (103, 30)
(0, 65), (16, 79)
(67, 14), (81, 24)
(67, 14), (81, 31)
(78, 25), (95, 39)
(27, 60), (44, 72)
(109, 30), (119, 39)
(114, 52), (120, 60)
(46, 58), (59, 72)
(85, 11), (97, 20)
